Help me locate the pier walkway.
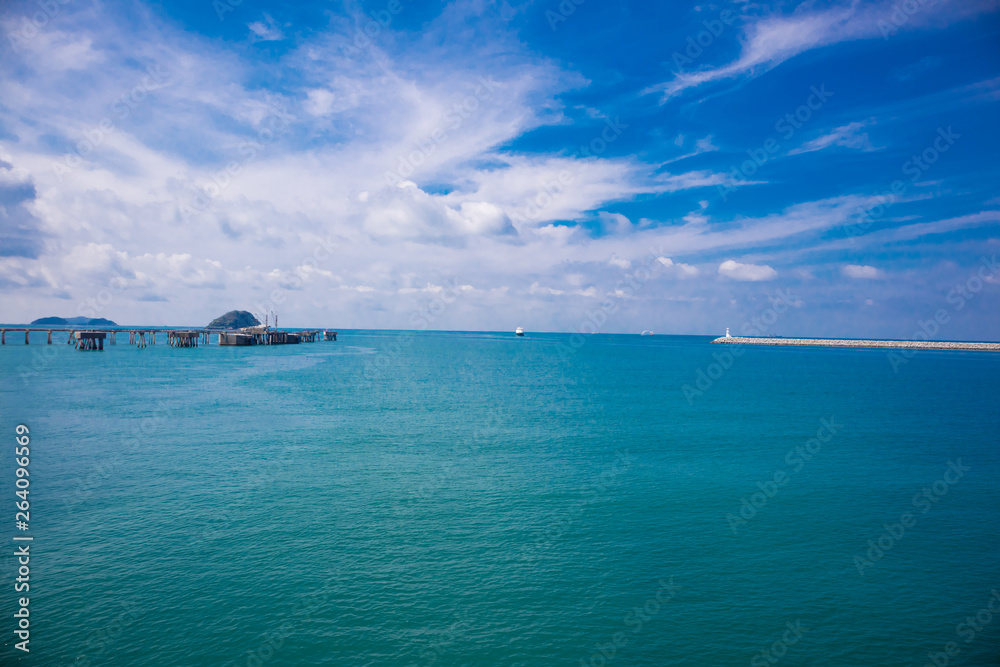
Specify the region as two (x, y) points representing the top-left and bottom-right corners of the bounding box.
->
(0, 327), (339, 350)
(712, 336), (1000, 351)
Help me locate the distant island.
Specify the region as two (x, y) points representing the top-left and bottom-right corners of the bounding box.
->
(30, 316), (118, 326)
(207, 310), (261, 329)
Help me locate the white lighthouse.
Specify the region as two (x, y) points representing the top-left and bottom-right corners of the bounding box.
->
(725, 327), (731, 338)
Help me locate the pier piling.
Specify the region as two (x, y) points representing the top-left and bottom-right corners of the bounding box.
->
(74, 331), (106, 351)
(167, 331), (199, 348)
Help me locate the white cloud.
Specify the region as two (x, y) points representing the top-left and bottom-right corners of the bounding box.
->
(718, 260), (777, 281)
(248, 14), (285, 42)
(599, 212), (632, 234)
(647, 1), (998, 101)
(657, 257), (699, 278)
(789, 121), (880, 155)
(303, 89), (336, 117)
(529, 282), (564, 296)
(842, 264), (882, 279)
(457, 201), (515, 236)
(0, 2), (995, 336)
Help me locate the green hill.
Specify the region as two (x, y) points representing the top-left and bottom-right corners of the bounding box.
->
(207, 310), (261, 329)
(30, 316), (118, 326)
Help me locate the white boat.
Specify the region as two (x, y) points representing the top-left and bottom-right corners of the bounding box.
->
(641, 330), (653, 336)
(515, 326), (524, 336)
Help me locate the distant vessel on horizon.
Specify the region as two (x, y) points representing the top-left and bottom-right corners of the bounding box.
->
(641, 330), (653, 336)
(515, 326), (524, 336)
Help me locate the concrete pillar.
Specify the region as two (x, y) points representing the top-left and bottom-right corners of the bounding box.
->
(47, 330), (52, 344)
(25, 330), (29, 344)
(1, 330), (4, 344)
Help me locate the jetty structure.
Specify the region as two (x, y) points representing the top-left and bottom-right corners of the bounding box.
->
(216, 326), (326, 346)
(0, 308), (338, 350)
(73, 331), (107, 350)
(0, 326), (338, 350)
(712, 335), (1000, 352)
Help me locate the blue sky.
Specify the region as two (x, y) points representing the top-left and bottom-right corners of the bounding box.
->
(1, 0), (998, 337)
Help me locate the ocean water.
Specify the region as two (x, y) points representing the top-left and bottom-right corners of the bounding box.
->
(1, 330), (998, 666)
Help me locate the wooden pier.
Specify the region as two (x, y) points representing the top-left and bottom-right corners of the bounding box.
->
(167, 331), (201, 348)
(73, 331), (106, 351)
(1, 326), (340, 351)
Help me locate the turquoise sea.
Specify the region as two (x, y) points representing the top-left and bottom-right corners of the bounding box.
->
(1, 330), (999, 666)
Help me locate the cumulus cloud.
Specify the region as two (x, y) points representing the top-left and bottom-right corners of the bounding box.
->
(718, 260), (777, 281)
(842, 264), (882, 279)
(657, 257), (699, 278)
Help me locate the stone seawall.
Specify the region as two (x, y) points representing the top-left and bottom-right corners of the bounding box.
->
(711, 336), (1000, 351)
